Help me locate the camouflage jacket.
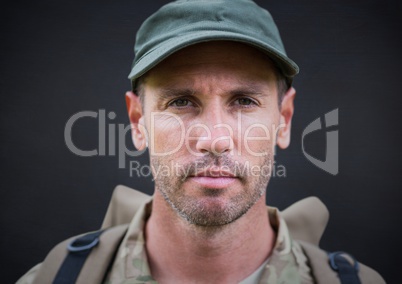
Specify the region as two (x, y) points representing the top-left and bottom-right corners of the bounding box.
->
(103, 199), (314, 284)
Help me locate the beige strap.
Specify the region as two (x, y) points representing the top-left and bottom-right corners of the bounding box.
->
(280, 196), (329, 246)
(101, 185), (151, 229)
(33, 224), (128, 284)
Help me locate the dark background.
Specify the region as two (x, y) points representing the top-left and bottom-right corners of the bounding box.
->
(1, 0), (401, 283)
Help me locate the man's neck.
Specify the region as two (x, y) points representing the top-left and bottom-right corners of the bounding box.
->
(145, 191), (275, 283)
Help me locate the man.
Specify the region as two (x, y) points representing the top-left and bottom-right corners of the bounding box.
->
(18, 0), (385, 283)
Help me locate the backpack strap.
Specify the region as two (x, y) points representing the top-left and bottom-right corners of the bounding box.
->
(298, 241), (385, 284)
(33, 224), (128, 284)
(53, 229), (107, 284)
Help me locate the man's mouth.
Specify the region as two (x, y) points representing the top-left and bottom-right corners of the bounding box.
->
(188, 169), (238, 188)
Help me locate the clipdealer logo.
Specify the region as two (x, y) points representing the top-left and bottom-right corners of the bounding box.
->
(302, 109), (339, 175)
(64, 108), (339, 176)
(64, 109), (288, 178)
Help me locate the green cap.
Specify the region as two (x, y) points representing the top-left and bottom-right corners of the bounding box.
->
(128, 0), (299, 87)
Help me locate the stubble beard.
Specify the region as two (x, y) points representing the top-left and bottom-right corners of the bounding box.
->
(151, 153), (272, 227)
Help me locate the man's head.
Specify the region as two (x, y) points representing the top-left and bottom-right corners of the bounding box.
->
(126, 0), (298, 227)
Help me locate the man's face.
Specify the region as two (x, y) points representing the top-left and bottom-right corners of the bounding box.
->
(132, 41), (293, 226)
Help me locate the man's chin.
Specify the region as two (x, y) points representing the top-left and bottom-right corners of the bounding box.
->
(172, 196), (252, 227)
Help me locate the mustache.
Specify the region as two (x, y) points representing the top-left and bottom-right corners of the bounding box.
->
(181, 154), (245, 180)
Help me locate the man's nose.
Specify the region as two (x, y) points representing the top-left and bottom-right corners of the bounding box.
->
(194, 108), (234, 155)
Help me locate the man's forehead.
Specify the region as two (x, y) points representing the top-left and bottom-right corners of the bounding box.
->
(143, 41), (278, 86)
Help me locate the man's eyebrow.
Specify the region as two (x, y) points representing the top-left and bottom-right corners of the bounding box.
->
(155, 85), (269, 100)
(155, 88), (195, 100)
(229, 86), (268, 97)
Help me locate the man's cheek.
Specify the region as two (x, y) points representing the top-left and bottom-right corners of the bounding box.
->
(149, 112), (185, 156)
(242, 123), (272, 157)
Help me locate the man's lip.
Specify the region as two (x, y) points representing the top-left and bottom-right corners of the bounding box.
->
(192, 170), (236, 178)
(188, 176), (237, 188)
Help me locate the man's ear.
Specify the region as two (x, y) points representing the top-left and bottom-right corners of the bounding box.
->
(277, 87), (296, 149)
(126, 91), (147, 150)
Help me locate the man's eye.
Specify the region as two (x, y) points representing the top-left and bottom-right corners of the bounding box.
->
(235, 97), (256, 106)
(169, 98), (192, 107)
